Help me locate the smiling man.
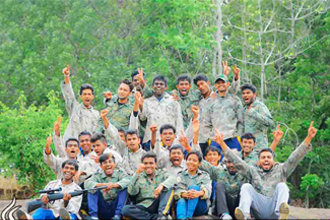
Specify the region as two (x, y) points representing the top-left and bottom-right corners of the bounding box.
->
(139, 75), (184, 150)
(61, 66), (99, 142)
(122, 152), (176, 220)
(241, 84), (274, 150)
(85, 153), (131, 220)
(213, 121), (318, 220)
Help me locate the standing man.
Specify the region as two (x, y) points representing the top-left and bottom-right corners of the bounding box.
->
(204, 74), (244, 152)
(61, 65), (99, 142)
(241, 84), (274, 150)
(140, 75), (184, 150)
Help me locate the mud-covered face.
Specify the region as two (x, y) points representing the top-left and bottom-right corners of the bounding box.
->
(196, 80), (210, 96)
(205, 151), (221, 166)
(186, 154), (201, 173)
(259, 151), (275, 171)
(93, 140), (107, 156)
(242, 89), (256, 106)
(61, 164), (76, 181)
(176, 80), (191, 96)
(143, 157), (157, 176)
(170, 148), (184, 166)
(241, 138), (256, 155)
(160, 129), (176, 147)
(79, 135), (92, 154)
(125, 134), (140, 152)
(117, 83), (131, 100)
(65, 141), (80, 159)
(80, 89), (94, 108)
(100, 157), (116, 176)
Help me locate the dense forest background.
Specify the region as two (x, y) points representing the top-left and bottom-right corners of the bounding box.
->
(0, 0), (329, 208)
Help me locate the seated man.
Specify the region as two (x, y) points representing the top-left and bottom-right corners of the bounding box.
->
(213, 121), (317, 220)
(18, 160), (82, 220)
(122, 152), (176, 220)
(239, 125), (283, 166)
(85, 153), (131, 220)
(175, 151), (212, 220)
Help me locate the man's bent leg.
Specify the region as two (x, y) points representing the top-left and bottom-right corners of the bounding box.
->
(271, 182), (290, 219)
(157, 189), (174, 217)
(186, 186), (201, 218)
(113, 189), (128, 216)
(176, 198), (187, 219)
(193, 199), (208, 217)
(215, 182), (229, 216)
(88, 190), (112, 219)
(122, 205), (155, 220)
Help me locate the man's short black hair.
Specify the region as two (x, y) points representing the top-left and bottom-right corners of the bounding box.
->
(78, 131), (91, 139)
(65, 138), (79, 148)
(176, 74), (192, 85)
(131, 69), (145, 80)
(91, 132), (107, 143)
(125, 129), (139, 138)
(241, 83), (257, 94)
(62, 159), (79, 171)
(258, 148), (275, 158)
(160, 124), (176, 134)
(120, 79), (134, 92)
(169, 144), (185, 154)
(141, 152), (157, 163)
(80, 84), (94, 95)
(186, 151), (203, 162)
(118, 128), (125, 135)
(193, 74), (209, 86)
(205, 146), (221, 157)
(241, 133), (256, 143)
(152, 75), (168, 87)
(99, 153), (116, 164)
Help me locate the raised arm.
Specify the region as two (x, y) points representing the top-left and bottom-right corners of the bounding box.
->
(128, 164), (145, 196)
(283, 121), (317, 177)
(129, 90), (142, 130)
(43, 135), (61, 175)
(269, 124), (284, 151)
(53, 116), (66, 157)
(61, 65), (77, 116)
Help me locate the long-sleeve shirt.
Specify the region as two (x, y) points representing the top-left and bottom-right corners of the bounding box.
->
(61, 82), (99, 142)
(174, 169), (212, 201)
(84, 167), (131, 202)
(203, 93), (244, 141)
(223, 141), (312, 197)
(243, 99), (274, 150)
(41, 179), (82, 217)
(139, 93), (184, 143)
(128, 169), (176, 207)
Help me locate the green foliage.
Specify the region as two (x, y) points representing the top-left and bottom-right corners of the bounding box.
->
(0, 91), (67, 190)
(301, 174), (324, 192)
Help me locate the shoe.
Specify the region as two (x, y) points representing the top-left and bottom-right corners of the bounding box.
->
(220, 213), (232, 220)
(112, 215), (121, 220)
(16, 209), (32, 220)
(59, 208), (70, 220)
(234, 207), (247, 220)
(279, 202), (290, 220)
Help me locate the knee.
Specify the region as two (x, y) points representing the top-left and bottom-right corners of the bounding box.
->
(121, 205), (132, 217)
(177, 198), (187, 205)
(276, 182), (289, 191)
(188, 185), (200, 191)
(240, 183), (253, 192)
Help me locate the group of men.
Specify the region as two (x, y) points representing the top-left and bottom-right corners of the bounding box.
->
(17, 64), (318, 220)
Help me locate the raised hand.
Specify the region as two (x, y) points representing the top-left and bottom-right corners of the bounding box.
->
(137, 68), (146, 87)
(171, 90), (179, 101)
(307, 121), (317, 139)
(136, 163), (145, 174)
(103, 91), (112, 100)
(192, 119), (200, 134)
(91, 155), (100, 163)
(191, 105), (199, 120)
(100, 109), (109, 119)
(53, 116), (62, 137)
(273, 124), (284, 142)
(179, 130), (190, 151)
(62, 65), (70, 76)
(150, 124), (158, 134)
(45, 134), (52, 155)
(233, 64), (240, 80)
(214, 129), (225, 146)
(134, 90), (143, 110)
(222, 61), (230, 76)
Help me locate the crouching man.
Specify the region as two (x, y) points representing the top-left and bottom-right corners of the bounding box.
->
(17, 160), (82, 220)
(85, 153), (131, 220)
(213, 121), (318, 220)
(122, 152), (176, 220)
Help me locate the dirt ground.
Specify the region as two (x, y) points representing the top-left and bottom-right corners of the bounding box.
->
(1, 200), (330, 219)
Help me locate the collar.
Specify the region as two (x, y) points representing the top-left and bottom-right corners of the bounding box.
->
(80, 103), (94, 110)
(101, 167), (119, 179)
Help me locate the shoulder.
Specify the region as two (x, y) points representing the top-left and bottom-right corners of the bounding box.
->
(45, 179), (60, 188)
(198, 169), (211, 177)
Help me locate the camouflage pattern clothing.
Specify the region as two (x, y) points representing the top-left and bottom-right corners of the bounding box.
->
(199, 160), (246, 198)
(174, 169), (212, 200)
(128, 169), (176, 207)
(240, 150), (259, 166)
(40, 179), (82, 218)
(84, 167), (131, 201)
(140, 93), (184, 143)
(203, 93), (244, 141)
(223, 141), (312, 197)
(196, 94), (215, 143)
(175, 90), (200, 129)
(243, 99), (274, 150)
(61, 82), (99, 142)
(105, 121), (146, 175)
